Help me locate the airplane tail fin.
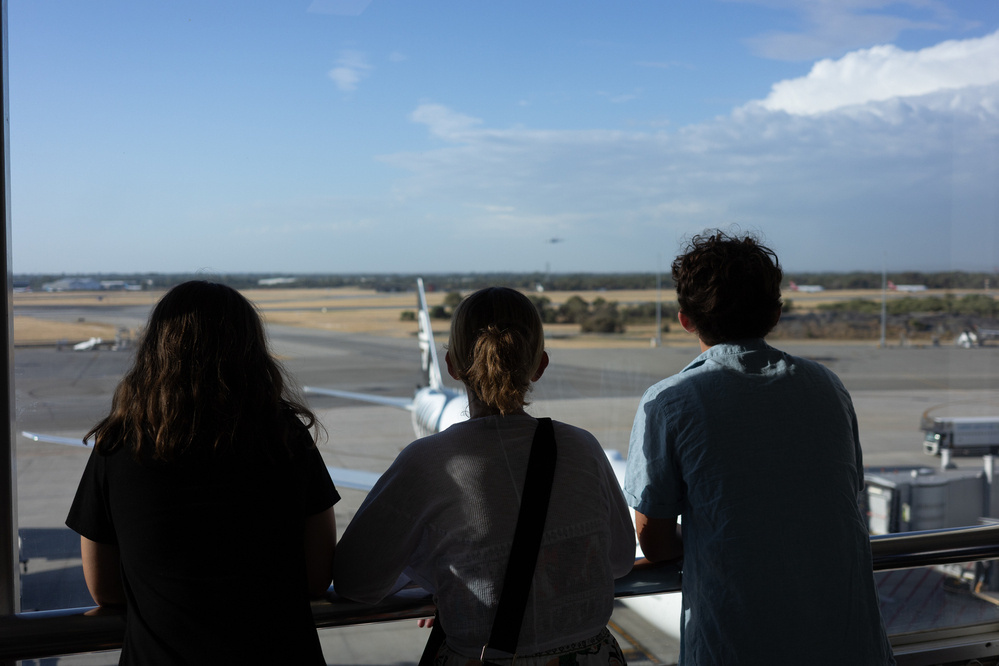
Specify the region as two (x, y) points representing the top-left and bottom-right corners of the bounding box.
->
(417, 278), (445, 390)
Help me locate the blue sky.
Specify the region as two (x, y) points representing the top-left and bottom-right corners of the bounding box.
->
(10, 1), (999, 275)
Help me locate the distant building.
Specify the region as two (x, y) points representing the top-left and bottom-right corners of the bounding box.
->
(40, 277), (141, 292)
(42, 277), (102, 292)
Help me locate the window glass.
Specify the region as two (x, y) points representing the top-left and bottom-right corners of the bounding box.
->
(9, 1), (999, 662)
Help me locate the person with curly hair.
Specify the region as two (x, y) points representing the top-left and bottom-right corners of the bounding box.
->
(624, 232), (894, 665)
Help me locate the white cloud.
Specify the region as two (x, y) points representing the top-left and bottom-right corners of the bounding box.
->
(328, 50), (372, 92)
(409, 104), (483, 140)
(756, 30), (999, 115)
(380, 57), (999, 271)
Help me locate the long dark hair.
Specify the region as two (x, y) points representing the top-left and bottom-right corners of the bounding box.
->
(87, 281), (319, 460)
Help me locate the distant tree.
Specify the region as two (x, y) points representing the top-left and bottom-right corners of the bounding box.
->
(581, 301), (625, 333)
(620, 301), (678, 327)
(528, 295), (556, 323)
(818, 299), (881, 315)
(557, 295), (590, 323)
(429, 305), (450, 320)
(443, 291), (463, 309)
(400, 310), (416, 321)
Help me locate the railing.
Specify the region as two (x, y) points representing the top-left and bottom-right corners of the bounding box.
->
(2, 525), (999, 662)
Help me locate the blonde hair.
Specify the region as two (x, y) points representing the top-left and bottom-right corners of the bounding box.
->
(448, 287), (545, 415)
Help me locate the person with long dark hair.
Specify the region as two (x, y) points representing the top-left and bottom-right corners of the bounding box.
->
(334, 286), (634, 665)
(67, 281), (338, 665)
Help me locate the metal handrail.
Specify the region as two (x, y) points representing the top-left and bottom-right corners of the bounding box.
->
(1, 524), (998, 661)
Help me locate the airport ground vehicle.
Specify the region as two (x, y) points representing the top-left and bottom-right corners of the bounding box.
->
(923, 416), (999, 467)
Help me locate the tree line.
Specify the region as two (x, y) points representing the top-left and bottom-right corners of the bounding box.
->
(15, 270), (996, 293)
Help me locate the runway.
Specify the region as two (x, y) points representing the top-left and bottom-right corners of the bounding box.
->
(11, 308), (999, 664)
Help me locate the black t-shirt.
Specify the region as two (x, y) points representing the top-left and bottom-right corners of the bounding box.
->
(66, 426), (339, 665)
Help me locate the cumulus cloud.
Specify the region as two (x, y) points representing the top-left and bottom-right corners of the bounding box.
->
(328, 50), (372, 92)
(756, 29), (999, 114)
(379, 33), (999, 271)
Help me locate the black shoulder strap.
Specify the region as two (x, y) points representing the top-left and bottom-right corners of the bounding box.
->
(486, 416), (557, 657)
(419, 417), (557, 666)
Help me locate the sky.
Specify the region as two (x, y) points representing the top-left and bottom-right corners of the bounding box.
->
(9, 0), (999, 275)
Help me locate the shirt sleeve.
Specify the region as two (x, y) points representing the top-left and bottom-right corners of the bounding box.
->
(65, 448), (118, 545)
(302, 444), (340, 516)
(332, 445), (427, 604)
(623, 386), (683, 520)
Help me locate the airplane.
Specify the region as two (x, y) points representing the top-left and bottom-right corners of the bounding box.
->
(789, 281), (823, 293)
(22, 278), (684, 640)
(303, 278), (632, 482)
(21, 280), (457, 492)
(304, 278), (468, 439)
(302, 278), (682, 639)
(72, 337), (103, 352)
(888, 281), (927, 292)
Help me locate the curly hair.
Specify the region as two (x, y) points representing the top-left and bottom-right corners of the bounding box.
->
(448, 287), (545, 415)
(672, 231), (783, 345)
(86, 281), (319, 460)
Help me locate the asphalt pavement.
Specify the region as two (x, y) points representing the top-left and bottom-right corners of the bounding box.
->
(11, 314), (999, 665)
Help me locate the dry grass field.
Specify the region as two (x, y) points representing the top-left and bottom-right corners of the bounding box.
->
(14, 286), (991, 349)
(13, 287), (691, 349)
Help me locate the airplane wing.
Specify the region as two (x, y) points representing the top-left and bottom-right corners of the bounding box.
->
(330, 468), (381, 491)
(21, 431), (86, 447)
(303, 386), (415, 411)
(20, 431), (380, 493)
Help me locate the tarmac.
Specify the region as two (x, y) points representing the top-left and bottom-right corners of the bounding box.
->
(11, 304), (999, 665)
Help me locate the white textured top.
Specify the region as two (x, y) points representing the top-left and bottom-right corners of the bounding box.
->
(334, 414), (635, 656)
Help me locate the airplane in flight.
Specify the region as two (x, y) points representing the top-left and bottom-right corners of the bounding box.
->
(788, 281), (823, 293)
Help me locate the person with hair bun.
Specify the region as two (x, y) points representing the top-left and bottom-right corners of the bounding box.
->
(335, 286), (635, 665)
